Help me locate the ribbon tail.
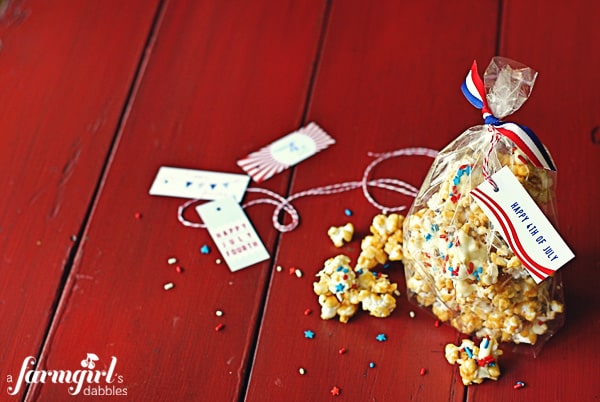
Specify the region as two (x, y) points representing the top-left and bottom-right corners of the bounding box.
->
(462, 60), (493, 118)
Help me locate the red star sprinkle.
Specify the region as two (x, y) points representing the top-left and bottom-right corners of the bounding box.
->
(330, 386), (340, 396)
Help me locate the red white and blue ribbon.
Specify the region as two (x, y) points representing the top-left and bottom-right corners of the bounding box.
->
(461, 60), (556, 172)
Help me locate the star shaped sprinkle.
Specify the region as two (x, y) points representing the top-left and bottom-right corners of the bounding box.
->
(335, 283), (345, 292)
(200, 244), (211, 254)
(376, 333), (387, 342)
(304, 330), (315, 339)
(330, 386), (341, 396)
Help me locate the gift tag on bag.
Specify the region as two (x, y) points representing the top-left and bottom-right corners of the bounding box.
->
(196, 198), (270, 271)
(471, 166), (574, 283)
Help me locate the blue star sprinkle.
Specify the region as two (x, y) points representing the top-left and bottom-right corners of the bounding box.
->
(304, 330), (315, 339)
(376, 333), (387, 342)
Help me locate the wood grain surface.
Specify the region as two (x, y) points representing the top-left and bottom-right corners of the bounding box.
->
(0, 1), (598, 401)
(0, 1), (159, 400)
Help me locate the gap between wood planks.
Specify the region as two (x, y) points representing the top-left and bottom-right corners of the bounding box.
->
(238, 1), (333, 401)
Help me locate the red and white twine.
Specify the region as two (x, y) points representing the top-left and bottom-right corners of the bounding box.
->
(177, 147), (438, 232)
(482, 127), (501, 191)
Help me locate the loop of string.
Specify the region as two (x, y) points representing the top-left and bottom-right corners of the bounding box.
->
(177, 147), (438, 232)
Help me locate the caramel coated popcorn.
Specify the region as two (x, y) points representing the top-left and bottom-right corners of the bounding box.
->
(314, 214), (403, 322)
(403, 146), (564, 345)
(445, 337), (502, 385)
(327, 222), (354, 248)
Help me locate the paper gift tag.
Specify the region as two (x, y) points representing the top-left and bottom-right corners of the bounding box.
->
(196, 198), (270, 272)
(149, 167), (250, 202)
(237, 122), (335, 183)
(471, 166), (574, 283)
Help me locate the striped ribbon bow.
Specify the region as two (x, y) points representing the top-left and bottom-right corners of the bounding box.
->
(461, 60), (556, 171)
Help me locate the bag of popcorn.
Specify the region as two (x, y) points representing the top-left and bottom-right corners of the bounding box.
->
(402, 57), (571, 351)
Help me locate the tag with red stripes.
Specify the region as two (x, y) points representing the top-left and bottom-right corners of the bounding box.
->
(471, 166), (574, 283)
(237, 122), (335, 183)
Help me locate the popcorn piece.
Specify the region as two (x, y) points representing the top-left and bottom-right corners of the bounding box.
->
(445, 337), (502, 385)
(356, 270), (398, 317)
(359, 291), (396, 318)
(357, 235), (387, 270)
(356, 214), (405, 271)
(313, 255), (361, 323)
(327, 222), (355, 248)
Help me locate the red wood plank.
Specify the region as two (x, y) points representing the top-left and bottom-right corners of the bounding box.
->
(28, 1), (327, 400)
(245, 1), (500, 401)
(467, 2), (600, 401)
(0, 1), (158, 399)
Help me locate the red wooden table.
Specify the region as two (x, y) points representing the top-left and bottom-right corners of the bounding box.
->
(1, 1), (598, 401)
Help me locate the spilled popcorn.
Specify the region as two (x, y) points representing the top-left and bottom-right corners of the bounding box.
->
(327, 222), (354, 248)
(313, 214), (403, 322)
(445, 337), (502, 385)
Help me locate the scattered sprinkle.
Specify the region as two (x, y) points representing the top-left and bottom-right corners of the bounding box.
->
(344, 208), (353, 216)
(70, 235), (77, 242)
(409, 311), (416, 318)
(376, 333), (387, 342)
(513, 381), (526, 389)
(215, 323), (225, 332)
(434, 320), (441, 328)
(134, 212), (142, 219)
(163, 282), (175, 291)
(338, 348), (347, 355)
(215, 310), (224, 317)
(304, 308), (312, 316)
(369, 362), (375, 368)
(420, 367), (427, 376)
(276, 265), (283, 272)
(36, 240), (42, 246)
(289, 267), (297, 275)
(200, 244), (211, 254)
(298, 367), (306, 375)
(393, 289), (401, 296)
(304, 330), (315, 339)
(167, 257), (177, 265)
(216, 258), (222, 264)
(295, 269), (303, 278)
(175, 265), (184, 273)
(330, 386), (341, 396)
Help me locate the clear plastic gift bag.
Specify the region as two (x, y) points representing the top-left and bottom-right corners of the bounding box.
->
(402, 58), (565, 352)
